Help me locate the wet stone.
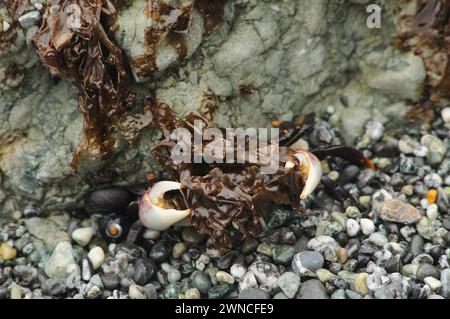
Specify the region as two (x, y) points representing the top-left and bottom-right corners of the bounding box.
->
(291, 251), (324, 274)
(133, 258), (157, 285)
(296, 279), (329, 299)
(101, 273), (120, 290)
(192, 271), (212, 295)
(149, 241), (171, 263)
(217, 251), (237, 270)
(208, 283), (234, 299)
(272, 245), (296, 266)
(182, 227), (206, 245)
(266, 207), (291, 229)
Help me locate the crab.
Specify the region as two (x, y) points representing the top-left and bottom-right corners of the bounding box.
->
(134, 104), (375, 249)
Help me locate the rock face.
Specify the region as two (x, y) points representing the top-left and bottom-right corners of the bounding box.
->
(0, 0), (425, 217)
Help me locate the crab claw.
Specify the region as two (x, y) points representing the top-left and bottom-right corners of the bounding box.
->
(286, 150), (322, 200)
(139, 181), (191, 231)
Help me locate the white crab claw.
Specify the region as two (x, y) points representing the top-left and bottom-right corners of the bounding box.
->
(286, 150), (322, 200)
(139, 181), (191, 231)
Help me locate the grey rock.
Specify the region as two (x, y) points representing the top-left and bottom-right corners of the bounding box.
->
(291, 251), (324, 274)
(41, 278), (67, 296)
(24, 218), (70, 252)
(133, 258), (157, 285)
(417, 264), (440, 281)
(296, 279), (329, 299)
(249, 262), (279, 289)
(440, 268), (450, 298)
(44, 241), (75, 278)
(238, 288), (270, 300)
(277, 272), (300, 299)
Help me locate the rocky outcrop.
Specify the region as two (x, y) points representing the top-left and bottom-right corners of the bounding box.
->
(0, 0), (427, 217)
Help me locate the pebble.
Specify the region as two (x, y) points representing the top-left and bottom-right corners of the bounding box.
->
(441, 107), (450, 124)
(308, 236), (338, 251)
(272, 245), (296, 265)
(440, 269), (450, 298)
(42, 278), (67, 296)
(129, 284), (147, 299)
(44, 241), (75, 278)
(316, 268), (333, 282)
(216, 271), (235, 284)
(424, 277), (442, 291)
(18, 11), (41, 29)
(296, 279), (329, 299)
(346, 219), (360, 237)
(368, 233), (389, 247)
(230, 264), (246, 280)
(239, 288), (270, 299)
(0, 242), (17, 260)
(374, 286), (395, 299)
(10, 283), (22, 299)
(182, 227), (206, 245)
(291, 251), (324, 274)
(249, 262), (279, 289)
(421, 134), (447, 165)
(71, 227), (95, 247)
(241, 238), (259, 254)
(149, 241), (171, 263)
(101, 273), (119, 290)
(87, 247), (105, 270)
(184, 288), (201, 299)
(208, 283), (233, 299)
(360, 218), (375, 235)
(353, 273), (368, 296)
(239, 271), (258, 291)
(377, 199), (422, 224)
(277, 272), (300, 298)
(426, 204), (439, 221)
(417, 263), (440, 281)
(416, 217), (434, 240)
(167, 268), (182, 283)
(192, 271), (212, 295)
(172, 242), (188, 258)
(133, 258), (157, 285)
(217, 251), (236, 269)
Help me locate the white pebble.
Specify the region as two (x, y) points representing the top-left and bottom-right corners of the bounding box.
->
(216, 271), (235, 284)
(87, 247), (105, 270)
(426, 204), (439, 221)
(413, 146), (429, 158)
(239, 271), (258, 291)
(346, 219), (360, 237)
(230, 264), (246, 280)
(360, 218), (375, 235)
(424, 277), (442, 291)
(71, 227), (95, 247)
(184, 288), (201, 299)
(142, 229), (160, 240)
(129, 284), (146, 299)
(441, 107), (450, 124)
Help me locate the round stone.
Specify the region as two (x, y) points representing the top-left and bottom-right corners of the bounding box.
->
(291, 251), (324, 274)
(424, 277), (442, 291)
(129, 284), (146, 299)
(182, 227), (206, 245)
(208, 283), (234, 299)
(87, 247), (105, 270)
(149, 240), (171, 263)
(353, 273), (368, 296)
(133, 258), (157, 285)
(368, 233), (389, 247)
(360, 218), (375, 235)
(346, 219), (360, 237)
(417, 263), (440, 281)
(71, 227), (95, 247)
(192, 271), (212, 295)
(296, 279), (329, 299)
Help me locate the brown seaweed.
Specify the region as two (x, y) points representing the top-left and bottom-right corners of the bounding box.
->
(145, 97), (307, 249)
(396, 0), (450, 111)
(32, 0), (135, 168)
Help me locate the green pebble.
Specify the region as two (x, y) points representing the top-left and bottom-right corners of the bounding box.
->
(192, 271), (212, 295)
(266, 207), (292, 229)
(272, 245), (296, 266)
(164, 283), (184, 299)
(208, 283), (234, 299)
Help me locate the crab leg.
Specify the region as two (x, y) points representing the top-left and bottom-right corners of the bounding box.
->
(139, 181), (191, 231)
(286, 150), (323, 200)
(311, 146), (376, 170)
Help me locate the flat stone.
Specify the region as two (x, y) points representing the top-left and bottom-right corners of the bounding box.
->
(377, 199), (422, 224)
(277, 272), (300, 298)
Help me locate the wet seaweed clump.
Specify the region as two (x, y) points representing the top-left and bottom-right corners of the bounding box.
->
(144, 98), (314, 249)
(396, 0), (450, 115)
(32, 0), (135, 167)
